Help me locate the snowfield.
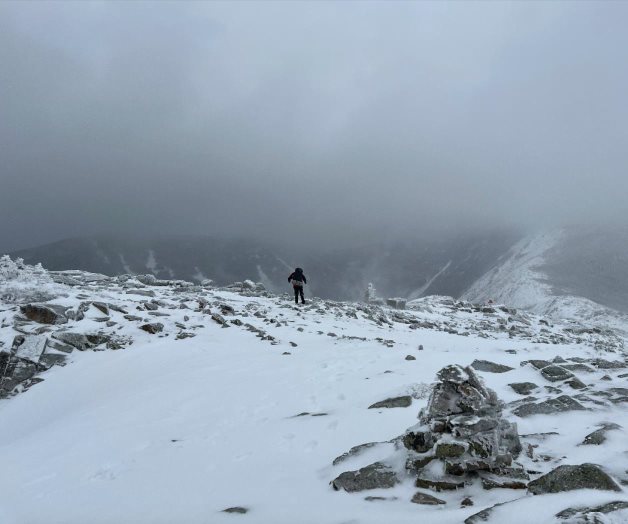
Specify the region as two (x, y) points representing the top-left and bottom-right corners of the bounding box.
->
(0, 257), (627, 524)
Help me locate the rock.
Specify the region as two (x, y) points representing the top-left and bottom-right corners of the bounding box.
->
(461, 497), (474, 507)
(426, 365), (497, 417)
(0, 356), (38, 397)
(20, 304), (68, 325)
(46, 339), (74, 353)
(39, 352), (68, 369)
(561, 363), (595, 373)
(140, 323), (164, 334)
(556, 501), (628, 520)
(364, 496), (398, 502)
(124, 315), (143, 322)
(369, 396), (412, 409)
(332, 442), (382, 466)
(386, 298), (407, 310)
(513, 395), (585, 417)
(464, 501), (510, 523)
(581, 423), (621, 445)
(109, 304), (128, 314)
(565, 377), (586, 390)
(591, 359), (626, 370)
(540, 365), (574, 382)
(435, 442), (466, 458)
(92, 302), (110, 315)
(220, 304), (236, 315)
(471, 360), (514, 373)
(522, 359), (552, 370)
(403, 430), (435, 453)
(242, 280), (256, 290)
(211, 314), (229, 327)
(403, 364), (521, 484)
(407, 455), (436, 472)
(410, 491), (446, 505)
(331, 462), (399, 492)
(480, 476), (527, 490)
(52, 332), (109, 351)
(12, 335), (47, 363)
(528, 464), (621, 494)
(415, 477), (464, 491)
(509, 382), (539, 395)
(126, 289), (156, 297)
(222, 506), (248, 514)
(405, 355), (416, 361)
(581, 428), (606, 446)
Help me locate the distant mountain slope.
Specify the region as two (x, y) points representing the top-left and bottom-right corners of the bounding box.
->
(463, 227), (628, 329)
(9, 231), (519, 301)
(10, 236), (290, 293)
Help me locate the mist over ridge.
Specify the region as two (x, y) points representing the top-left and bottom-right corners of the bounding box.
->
(2, 1), (628, 253)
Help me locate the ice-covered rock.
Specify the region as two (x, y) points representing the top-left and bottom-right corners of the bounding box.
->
(403, 365), (523, 489)
(528, 464), (621, 494)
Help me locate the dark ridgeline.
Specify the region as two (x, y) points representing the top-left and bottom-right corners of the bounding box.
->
(13, 227), (628, 313)
(9, 231), (518, 301)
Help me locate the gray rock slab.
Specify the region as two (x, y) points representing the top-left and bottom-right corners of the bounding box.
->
(20, 304), (68, 325)
(331, 462), (399, 492)
(415, 477), (464, 491)
(528, 464), (621, 494)
(411, 491), (446, 505)
(140, 323), (164, 334)
(368, 396), (412, 409)
(52, 332), (109, 351)
(540, 365), (575, 382)
(471, 360), (514, 373)
(513, 395), (586, 418)
(92, 302), (109, 315)
(509, 382), (539, 395)
(13, 335), (47, 363)
(333, 442), (382, 466)
(126, 289), (156, 297)
(522, 359), (552, 370)
(556, 500), (628, 520)
(39, 352), (68, 369)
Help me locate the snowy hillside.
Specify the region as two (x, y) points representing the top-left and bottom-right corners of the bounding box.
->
(1, 256), (628, 523)
(463, 230), (628, 334)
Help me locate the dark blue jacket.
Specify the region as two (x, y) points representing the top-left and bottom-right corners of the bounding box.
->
(288, 268), (307, 285)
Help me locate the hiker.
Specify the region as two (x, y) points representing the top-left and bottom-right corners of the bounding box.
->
(288, 267), (307, 304)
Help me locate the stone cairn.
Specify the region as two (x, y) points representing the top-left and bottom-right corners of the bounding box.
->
(404, 364), (525, 492)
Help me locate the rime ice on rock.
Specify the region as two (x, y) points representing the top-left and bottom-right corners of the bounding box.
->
(404, 364), (524, 489)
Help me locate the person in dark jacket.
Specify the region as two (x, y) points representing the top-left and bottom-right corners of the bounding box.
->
(288, 268), (307, 304)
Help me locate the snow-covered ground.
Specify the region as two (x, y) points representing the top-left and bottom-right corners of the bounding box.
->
(0, 258), (627, 523)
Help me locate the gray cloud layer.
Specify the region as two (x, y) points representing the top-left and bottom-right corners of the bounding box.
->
(2, 1), (628, 251)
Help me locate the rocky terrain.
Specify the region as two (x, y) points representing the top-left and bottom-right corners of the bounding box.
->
(1, 255), (627, 523)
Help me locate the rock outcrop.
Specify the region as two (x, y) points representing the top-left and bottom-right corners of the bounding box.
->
(403, 365), (523, 491)
(331, 462), (399, 492)
(528, 464), (621, 494)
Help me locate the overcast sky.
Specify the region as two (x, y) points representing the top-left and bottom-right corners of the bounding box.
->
(1, 1), (627, 252)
